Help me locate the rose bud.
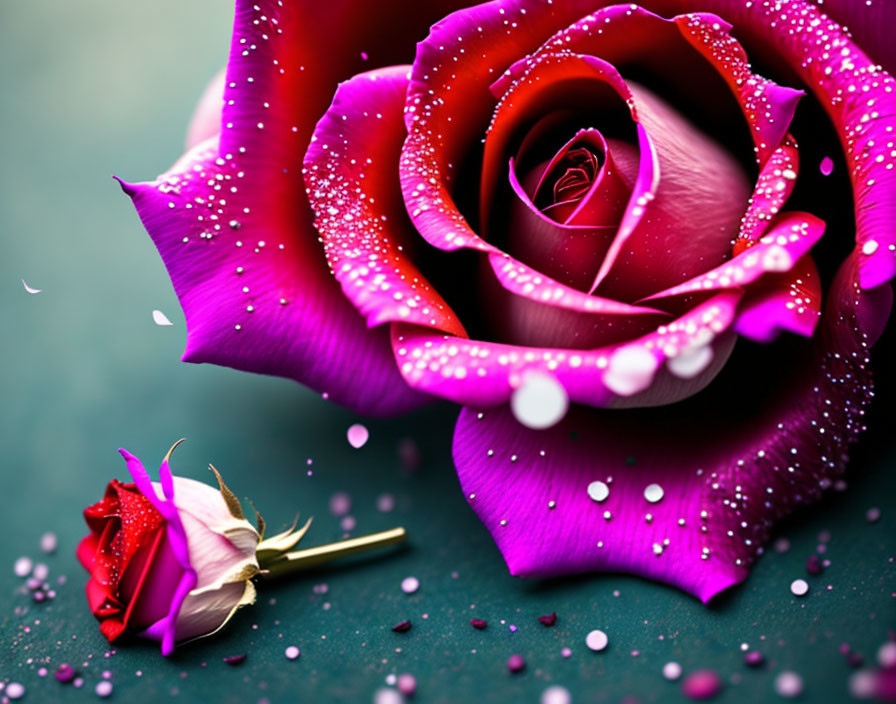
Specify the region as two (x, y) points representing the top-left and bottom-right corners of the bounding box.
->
(119, 1), (894, 602)
(78, 441), (406, 655)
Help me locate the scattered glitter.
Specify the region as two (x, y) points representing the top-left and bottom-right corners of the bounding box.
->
(644, 483), (664, 503)
(397, 673), (417, 696)
(285, 646), (300, 660)
(541, 685), (572, 704)
(866, 507), (881, 523)
(5, 683), (25, 700)
(347, 423), (369, 448)
(22, 279), (42, 294)
(329, 492), (351, 517)
(774, 671), (803, 698)
(744, 651), (765, 667)
(95, 681), (114, 698)
(13, 556), (32, 577)
(663, 662), (683, 680)
(819, 156), (834, 175)
(40, 532), (58, 554)
(470, 619), (488, 630)
(507, 654), (526, 673)
(392, 620), (412, 633)
(790, 579), (810, 597)
(223, 654), (247, 666)
(376, 493), (396, 513)
(152, 309), (174, 326)
(681, 669), (721, 700)
(401, 576), (419, 594)
(585, 629), (608, 651)
(587, 481), (610, 503)
(538, 613), (557, 627)
(510, 372), (569, 429)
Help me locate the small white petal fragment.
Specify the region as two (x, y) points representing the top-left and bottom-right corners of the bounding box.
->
(285, 645), (301, 660)
(585, 629), (608, 651)
(13, 557), (32, 577)
(790, 578), (809, 597)
(347, 423), (369, 449)
(401, 576), (419, 594)
(644, 484), (664, 503)
(667, 344), (714, 379)
(604, 345), (658, 396)
(152, 309), (174, 326)
(663, 662), (683, 681)
(511, 372), (569, 429)
(541, 685), (572, 704)
(587, 481), (610, 503)
(22, 279), (42, 294)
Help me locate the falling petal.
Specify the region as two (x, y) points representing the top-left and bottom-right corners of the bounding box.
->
(21, 279), (42, 294)
(152, 310), (174, 326)
(347, 424), (369, 449)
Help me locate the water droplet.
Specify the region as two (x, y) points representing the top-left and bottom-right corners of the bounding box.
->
(587, 481), (610, 503)
(511, 372), (569, 429)
(644, 483), (664, 503)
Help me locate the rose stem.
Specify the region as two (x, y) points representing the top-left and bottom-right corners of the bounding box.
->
(260, 527), (407, 579)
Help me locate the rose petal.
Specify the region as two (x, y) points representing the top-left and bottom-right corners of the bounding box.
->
(734, 255), (822, 343)
(391, 290), (740, 409)
(453, 251), (878, 602)
(813, 0), (896, 75)
(304, 65), (466, 337)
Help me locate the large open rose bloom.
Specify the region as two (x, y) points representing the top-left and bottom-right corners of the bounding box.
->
(122, 0), (895, 602)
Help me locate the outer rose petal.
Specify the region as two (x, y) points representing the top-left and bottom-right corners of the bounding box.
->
(453, 254), (879, 602)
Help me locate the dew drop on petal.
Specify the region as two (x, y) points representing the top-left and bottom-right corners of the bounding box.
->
(587, 481), (610, 503)
(152, 310), (174, 326)
(21, 279), (42, 294)
(668, 344), (714, 379)
(644, 484), (664, 503)
(511, 372), (569, 429)
(819, 156), (834, 176)
(585, 629), (608, 651)
(347, 423), (369, 449)
(604, 345), (658, 396)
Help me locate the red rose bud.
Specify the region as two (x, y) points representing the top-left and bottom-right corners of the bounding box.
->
(78, 441), (407, 655)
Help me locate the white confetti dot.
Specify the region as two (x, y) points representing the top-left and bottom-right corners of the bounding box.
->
(285, 645), (300, 660)
(644, 484), (664, 503)
(541, 685), (572, 704)
(774, 671), (803, 698)
(13, 556), (32, 578)
(347, 423), (369, 449)
(40, 532), (57, 554)
(585, 629), (608, 651)
(95, 680), (113, 698)
(374, 688), (403, 704)
(587, 481), (610, 503)
(401, 576), (419, 594)
(849, 670), (877, 699)
(790, 579), (809, 597)
(663, 661), (682, 681)
(510, 372), (569, 429)
(667, 344), (714, 379)
(152, 309), (174, 326)
(6, 682), (25, 700)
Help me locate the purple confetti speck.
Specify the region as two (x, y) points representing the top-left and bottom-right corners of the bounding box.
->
(340, 515), (356, 532)
(376, 493), (396, 513)
(744, 651), (764, 667)
(681, 669), (722, 700)
(392, 620), (412, 633)
(397, 673), (416, 696)
(509, 624), (518, 633)
(507, 654), (526, 673)
(538, 613), (557, 627)
(223, 654), (247, 666)
(806, 555), (824, 575)
(820, 156), (834, 175)
(470, 619), (488, 630)
(329, 492), (351, 517)
(867, 507), (882, 523)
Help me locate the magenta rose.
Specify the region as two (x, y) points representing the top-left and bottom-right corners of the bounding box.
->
(121, 1), (895, 602)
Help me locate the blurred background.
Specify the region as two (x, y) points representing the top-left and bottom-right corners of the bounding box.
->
(1, 2), (894, 703)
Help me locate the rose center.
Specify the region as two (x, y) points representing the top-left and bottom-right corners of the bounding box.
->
(539, 145), (603, 211)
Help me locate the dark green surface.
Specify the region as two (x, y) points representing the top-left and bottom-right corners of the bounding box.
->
(1, 2), (894, 703)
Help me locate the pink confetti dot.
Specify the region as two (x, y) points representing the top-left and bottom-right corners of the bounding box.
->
(819, 156), (834, 175)
(681, 669), (722, 700)
(397, 673), (416, 696)
(507, 654), (526, 673)
(347, 423), (369, 449)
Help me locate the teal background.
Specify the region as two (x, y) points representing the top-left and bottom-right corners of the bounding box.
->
(0, 2), (893, 702)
